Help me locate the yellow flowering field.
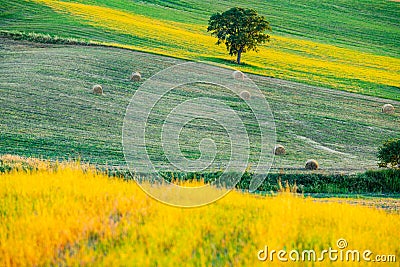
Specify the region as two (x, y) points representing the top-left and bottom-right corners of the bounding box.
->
(31, 0), (400, 96)
(1, 161), (399, 266)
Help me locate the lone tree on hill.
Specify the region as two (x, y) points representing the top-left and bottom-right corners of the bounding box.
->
(207, 7), (271, 64)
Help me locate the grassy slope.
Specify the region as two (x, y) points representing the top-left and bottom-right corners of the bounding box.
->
(3, 0), (399, 55)
(1, 38), (398, 172)
(1, 0), (399, 100)
(53, 0), (400, 56)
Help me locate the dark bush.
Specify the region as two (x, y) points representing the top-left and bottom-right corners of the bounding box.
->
(378, 138), (400, 168)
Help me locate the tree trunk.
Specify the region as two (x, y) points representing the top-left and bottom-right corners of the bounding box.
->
(236, 48), (243, 64)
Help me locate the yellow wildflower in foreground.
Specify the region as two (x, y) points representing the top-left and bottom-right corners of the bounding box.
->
(0, 164), (399, 266)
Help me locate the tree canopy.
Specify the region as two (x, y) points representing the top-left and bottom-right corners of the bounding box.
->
(207, 7), (271, 64)
(378, 138), (400, 168)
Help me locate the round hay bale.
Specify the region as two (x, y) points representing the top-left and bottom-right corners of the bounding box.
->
(382, 104), (395, 114)
(274, 145), (286, 155)
(232, 70), (245, 80)
(92, 84), (103, 95)
(305, 159), (319, 170)
(239, 90), (251, 100)
(130, 71), (141, 81)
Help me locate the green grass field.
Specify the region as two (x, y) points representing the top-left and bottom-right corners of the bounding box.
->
(0, 0), (399, 174)
(3, 0), (398, 55)
(1, 38), (398, 173)
(1, 0), (399, 100)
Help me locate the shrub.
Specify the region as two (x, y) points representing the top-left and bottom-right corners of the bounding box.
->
(378, 138), (400, 168)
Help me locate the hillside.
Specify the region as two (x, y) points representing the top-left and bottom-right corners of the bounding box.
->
(1, 0), (399, 100)
(1, 38), (398, 172)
